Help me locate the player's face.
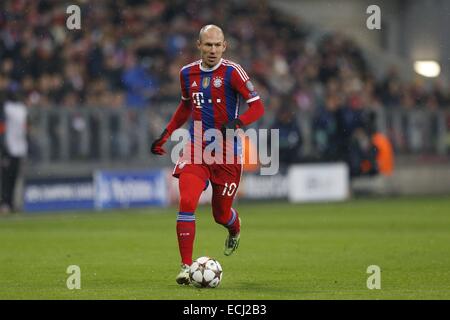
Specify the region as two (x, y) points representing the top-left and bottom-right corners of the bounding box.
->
(197, 30), (227, 68)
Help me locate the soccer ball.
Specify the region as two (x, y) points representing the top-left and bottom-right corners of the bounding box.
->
(189, 256), (223, 288)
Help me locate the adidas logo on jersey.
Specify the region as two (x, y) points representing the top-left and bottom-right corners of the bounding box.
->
(191, 81), (197, 87)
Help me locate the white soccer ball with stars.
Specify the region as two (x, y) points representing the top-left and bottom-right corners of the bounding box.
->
(189, 256), (223, 288)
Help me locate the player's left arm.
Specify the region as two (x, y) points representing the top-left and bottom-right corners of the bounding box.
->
(223, 66), (265, 131)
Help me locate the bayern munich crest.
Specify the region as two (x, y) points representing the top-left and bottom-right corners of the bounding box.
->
(213, 76), (223, 88)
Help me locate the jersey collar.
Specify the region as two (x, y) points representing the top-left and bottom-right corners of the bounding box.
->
(200, 58), (223, 72)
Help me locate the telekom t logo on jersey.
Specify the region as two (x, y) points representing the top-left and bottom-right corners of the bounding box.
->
(192, 92), (204, 108)
(192, 92), (223, 108)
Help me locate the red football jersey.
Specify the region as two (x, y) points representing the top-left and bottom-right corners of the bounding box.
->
(179, 58), (260, 153)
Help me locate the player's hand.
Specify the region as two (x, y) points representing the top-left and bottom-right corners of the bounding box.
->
(151, 129), (170, 155)
(221, 118), (243, 137)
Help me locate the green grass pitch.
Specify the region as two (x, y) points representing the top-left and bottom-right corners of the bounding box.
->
(1, 196), (450, 299)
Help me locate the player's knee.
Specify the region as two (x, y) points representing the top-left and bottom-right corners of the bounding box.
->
(179, 196), (198, 213)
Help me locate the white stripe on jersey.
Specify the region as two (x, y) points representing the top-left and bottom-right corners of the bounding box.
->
(181, 95), (190, 100)
(229, 61), (250, 80)
(223, 59), (246, 74)
(222, 60), (249, 82)
(246, 96), (260, 103)
(223, 62), (249, 82)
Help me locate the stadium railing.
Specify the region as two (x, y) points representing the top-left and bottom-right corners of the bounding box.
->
(25, 106), (449, 177)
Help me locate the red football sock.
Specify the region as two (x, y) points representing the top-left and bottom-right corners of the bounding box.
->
(177, 173), (207, 266)
(176, 217), (195, 266)
(227, 207), (241, 236)
(211, 188), (241, 236)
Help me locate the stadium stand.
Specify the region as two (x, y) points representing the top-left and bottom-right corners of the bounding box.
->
(0, 0), (448, 173)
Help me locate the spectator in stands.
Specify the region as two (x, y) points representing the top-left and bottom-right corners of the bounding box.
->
(0, 84), (28, 215)
(270, 104), (302, 168)
(313, 93), (340, 161)
(122, 52), (159, 109)
(348, 127), (378, 177)
(367, 111), (394, 176)
(378, 66), (403, 108)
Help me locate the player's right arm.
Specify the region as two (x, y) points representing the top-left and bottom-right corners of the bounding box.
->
(151, 71), (192, 155)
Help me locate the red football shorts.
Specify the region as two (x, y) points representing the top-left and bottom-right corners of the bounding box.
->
(173, 157), (242, 197)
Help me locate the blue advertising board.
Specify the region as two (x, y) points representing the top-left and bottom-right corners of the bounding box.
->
(94, 169), (168, 209)
(23, 177), (94, 212)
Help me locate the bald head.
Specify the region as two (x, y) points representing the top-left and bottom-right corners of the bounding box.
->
(198, 24), (225, 43)
(197, 25), (227, 68)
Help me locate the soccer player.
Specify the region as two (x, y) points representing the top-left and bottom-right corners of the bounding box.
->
(151, 25), (265, 285)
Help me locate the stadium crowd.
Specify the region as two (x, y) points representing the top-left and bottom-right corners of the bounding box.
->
(0, 0), (448, 173)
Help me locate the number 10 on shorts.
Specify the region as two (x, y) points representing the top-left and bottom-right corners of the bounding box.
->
(222, 183), (237, 196)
